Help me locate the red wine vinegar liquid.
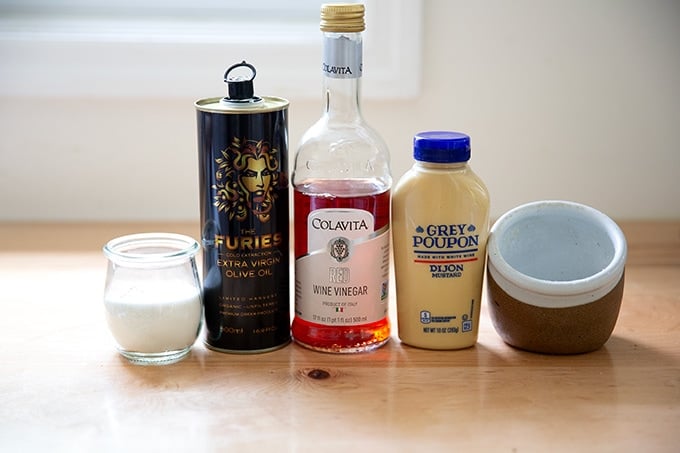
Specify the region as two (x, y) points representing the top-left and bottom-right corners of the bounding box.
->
(293, 179), (391, 352)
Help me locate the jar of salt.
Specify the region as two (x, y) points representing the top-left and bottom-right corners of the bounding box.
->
(103, 233), (203, 365)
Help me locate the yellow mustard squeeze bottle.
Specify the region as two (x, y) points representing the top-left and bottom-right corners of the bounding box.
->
(392, 131), (490, 349)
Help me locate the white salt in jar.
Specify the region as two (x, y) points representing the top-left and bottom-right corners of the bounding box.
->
(103, 233), (203, 365)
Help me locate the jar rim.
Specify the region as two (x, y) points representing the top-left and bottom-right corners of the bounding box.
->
(103, 232), (200, 265)
(487, 200), (627, 308)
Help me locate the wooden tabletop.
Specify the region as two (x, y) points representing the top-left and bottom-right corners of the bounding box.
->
(0, 222), (678, 452)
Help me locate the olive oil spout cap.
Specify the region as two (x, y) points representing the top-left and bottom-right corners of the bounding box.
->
(222, 61), (262, 104)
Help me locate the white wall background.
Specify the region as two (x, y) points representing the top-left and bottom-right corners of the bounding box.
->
(1, 0), (679, 222)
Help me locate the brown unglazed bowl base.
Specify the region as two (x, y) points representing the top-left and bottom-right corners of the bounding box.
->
(486, 270), (625, 354)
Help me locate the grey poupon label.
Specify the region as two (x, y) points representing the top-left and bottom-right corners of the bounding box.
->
(322, 36), (362, 79)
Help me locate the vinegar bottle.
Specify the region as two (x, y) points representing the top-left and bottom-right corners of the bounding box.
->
(292, 3), (392, 353)
(392, 131), (490, 350)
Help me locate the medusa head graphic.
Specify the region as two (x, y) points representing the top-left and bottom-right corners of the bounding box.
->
(213, 138), (281, 223)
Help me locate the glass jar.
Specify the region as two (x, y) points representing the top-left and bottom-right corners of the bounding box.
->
(102, 233), (203, 365)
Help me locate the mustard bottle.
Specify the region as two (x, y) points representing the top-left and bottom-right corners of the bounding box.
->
(392, 131), (490, 349)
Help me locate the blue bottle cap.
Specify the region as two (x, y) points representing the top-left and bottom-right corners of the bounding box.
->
(413, 131), (471, 163)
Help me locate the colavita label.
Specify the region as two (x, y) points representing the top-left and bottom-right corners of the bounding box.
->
(295, 209), (389, 325)
(322, 36), (362, 80)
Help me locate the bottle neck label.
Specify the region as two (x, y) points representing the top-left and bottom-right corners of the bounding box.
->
(322, 35), (362, 79)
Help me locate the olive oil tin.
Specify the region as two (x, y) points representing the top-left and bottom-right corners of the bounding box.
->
(195, 61), (290, 353)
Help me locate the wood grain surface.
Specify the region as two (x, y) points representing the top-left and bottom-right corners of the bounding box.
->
(0, 223), (678, 452)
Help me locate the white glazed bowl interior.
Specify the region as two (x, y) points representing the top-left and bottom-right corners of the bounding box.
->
(487, 200), (627, 308)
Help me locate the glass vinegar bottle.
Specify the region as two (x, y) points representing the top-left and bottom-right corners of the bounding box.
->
(292, 3), (392, 353)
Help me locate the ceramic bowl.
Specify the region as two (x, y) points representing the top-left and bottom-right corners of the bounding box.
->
(486, 200), (627, 354)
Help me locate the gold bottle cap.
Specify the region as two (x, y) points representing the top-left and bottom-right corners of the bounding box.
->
(320, 3), (365, 33)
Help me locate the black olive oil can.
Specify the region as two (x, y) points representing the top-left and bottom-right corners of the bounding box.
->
(195, 61), (290, 353)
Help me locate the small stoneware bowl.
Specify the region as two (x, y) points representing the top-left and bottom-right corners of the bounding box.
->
(486, 200), (627, 354)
